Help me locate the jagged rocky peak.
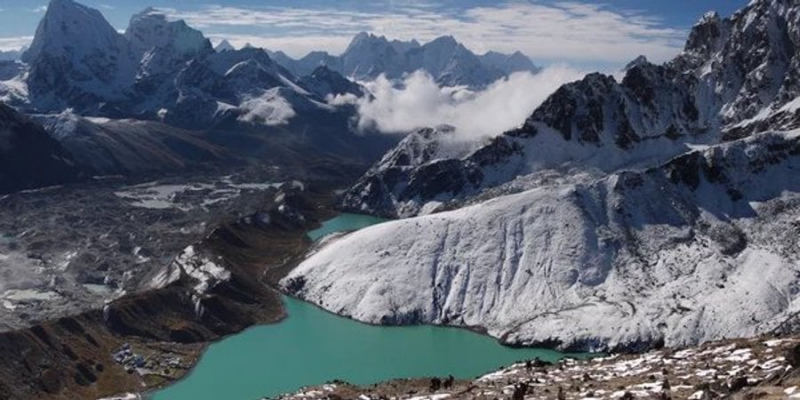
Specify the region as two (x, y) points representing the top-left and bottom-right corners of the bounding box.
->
(215, 39), (235, 52)
(125, 8), (211, 57)
(521, 0), (800, 146)
(21, 0), (135, 105)
(341, 32), (405, 79)
(622, 55), (649, 72)
(125, 8), (212, 78)
(426, 35), (459, 48)
(376, 125), (456, 169)
(389, 38), (420, 54)
(681, 11), (726, 63)
(346, 32), (391, 51)
(23, 0), (129, 64)
(481, 50), (540, 74)
(668, 0), (800, 134)
(298, 65), (363, 99)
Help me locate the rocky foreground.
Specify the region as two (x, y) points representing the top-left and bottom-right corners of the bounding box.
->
(273, 335), (800, 400)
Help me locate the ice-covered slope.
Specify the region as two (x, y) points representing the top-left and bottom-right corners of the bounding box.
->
(345, 0), (800, 218)
(285, 130), (800, 351)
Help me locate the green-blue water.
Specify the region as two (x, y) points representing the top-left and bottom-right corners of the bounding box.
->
(152, 213), (587, 400)
(306, 213), (387, 241)
(154, 296), (584, 400)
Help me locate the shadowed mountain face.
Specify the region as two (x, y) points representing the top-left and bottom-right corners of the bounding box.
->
(0, 104), (85, 194)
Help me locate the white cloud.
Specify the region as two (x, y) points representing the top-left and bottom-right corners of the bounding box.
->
(160, 1), (686, 65)
(0, 36), (33, 51)
(332, 66), (586, 142)
(238, 90), (297, 126)
(32, 5), (47, 13)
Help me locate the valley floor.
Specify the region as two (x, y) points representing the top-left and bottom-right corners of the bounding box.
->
(273, 334), (800, 400)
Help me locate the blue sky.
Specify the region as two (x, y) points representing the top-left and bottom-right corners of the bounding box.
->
(0, 0), (749, 69)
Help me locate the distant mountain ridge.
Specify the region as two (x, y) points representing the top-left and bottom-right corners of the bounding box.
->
(0, 0), (400, 186)
(267, 32), (540, 88)
(2, 0), (365, 130)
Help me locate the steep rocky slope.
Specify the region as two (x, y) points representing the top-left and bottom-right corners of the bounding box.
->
(0, 180), (340, 399)
(0, 103), (84, 193)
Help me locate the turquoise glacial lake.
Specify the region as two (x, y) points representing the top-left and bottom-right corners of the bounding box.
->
(306, 212), (388, 241)
(153, 213), (584, 400)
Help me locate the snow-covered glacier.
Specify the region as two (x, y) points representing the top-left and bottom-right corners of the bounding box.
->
(284, 130), (800, 351)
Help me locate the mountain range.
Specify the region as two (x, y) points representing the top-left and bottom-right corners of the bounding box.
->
(2, 0), (797, 358)
(268, 32), (540, 87)
(0, 0), (541, 189)
(284, 0), (800, 352)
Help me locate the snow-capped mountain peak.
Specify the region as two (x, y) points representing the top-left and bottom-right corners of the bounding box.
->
(268, 31), (539, 88)
(24, 0), (127, 65)
(215, 40), (235, 52)
(125, 9), (210, 57)
(622, 55), (649, 72)
(22, 0), (135, 105)
(125, 8), (212, 78)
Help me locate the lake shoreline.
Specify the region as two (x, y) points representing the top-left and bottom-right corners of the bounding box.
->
(148, 213), (591, 400)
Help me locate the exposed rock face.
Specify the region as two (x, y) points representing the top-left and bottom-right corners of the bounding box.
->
(342, 126), (521, 217)
(0, 104), (84, 193)
(298, 66), (364, 99)
(345, 0), (800, 218)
